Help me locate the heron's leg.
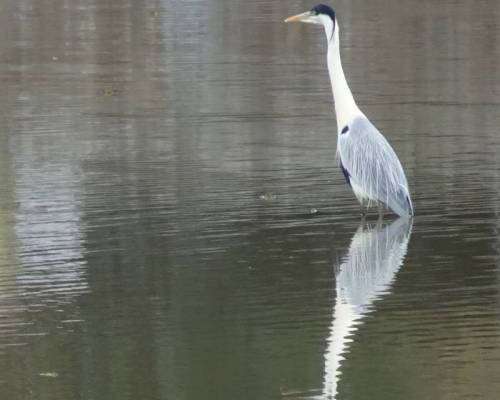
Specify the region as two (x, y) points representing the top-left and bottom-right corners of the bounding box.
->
(360, 200), (367, 217)
(377, 203), (385, 222)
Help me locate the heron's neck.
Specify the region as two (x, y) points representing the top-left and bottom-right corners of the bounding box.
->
(326, 25), (361, 130)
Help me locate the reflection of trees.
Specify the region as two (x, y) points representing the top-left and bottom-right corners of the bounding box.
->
(1, 1), (344, 397)
(79, 200), (340, 399)
(0, 131), (23, 357)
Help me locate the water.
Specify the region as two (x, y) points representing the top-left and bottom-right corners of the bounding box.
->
(1, 0), (500, 399)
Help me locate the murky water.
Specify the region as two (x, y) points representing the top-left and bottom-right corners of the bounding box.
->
(1, 0), (500, 399)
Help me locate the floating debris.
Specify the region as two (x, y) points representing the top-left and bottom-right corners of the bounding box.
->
(39, 372), (59, 378)
(101, 87), (116, 97)
(259, 193), (277, 201)
(309, 207), (319, 215)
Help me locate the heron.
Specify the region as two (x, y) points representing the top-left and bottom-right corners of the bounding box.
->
(285, 4), (413, 217)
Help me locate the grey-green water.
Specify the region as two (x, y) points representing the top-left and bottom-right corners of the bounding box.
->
(1, 0), (500, 399)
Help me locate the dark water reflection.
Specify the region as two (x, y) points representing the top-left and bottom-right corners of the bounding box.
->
(1, 0), (500, 399)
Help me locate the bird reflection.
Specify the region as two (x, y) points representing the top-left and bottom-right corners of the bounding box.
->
(323, 218), (412, 399)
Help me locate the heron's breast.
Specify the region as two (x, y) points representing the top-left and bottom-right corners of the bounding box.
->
(350, 180), (368, 202)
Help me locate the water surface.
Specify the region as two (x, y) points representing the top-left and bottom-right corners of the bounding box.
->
(1, 0), (500, 399)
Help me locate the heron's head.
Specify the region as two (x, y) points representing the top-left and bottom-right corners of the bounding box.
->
(285, 4), (336, 34)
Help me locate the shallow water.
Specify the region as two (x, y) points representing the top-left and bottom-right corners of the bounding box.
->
(1, 0), (500, 399)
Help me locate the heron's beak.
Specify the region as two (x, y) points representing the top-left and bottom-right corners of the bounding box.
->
(284, 11), (313, 23)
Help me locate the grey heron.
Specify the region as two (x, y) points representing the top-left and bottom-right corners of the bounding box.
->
(285, 4), (414, 217)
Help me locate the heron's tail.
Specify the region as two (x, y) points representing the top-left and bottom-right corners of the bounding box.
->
(387, 186), (413, 217)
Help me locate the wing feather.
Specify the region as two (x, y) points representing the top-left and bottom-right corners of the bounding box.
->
(337, 117), (413, 216)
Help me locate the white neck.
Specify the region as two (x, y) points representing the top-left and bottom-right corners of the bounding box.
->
(323, 19), (362, 130)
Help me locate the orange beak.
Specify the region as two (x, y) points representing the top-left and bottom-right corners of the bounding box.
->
(284, 14), (303, 23)
(284, 11), (311, 23)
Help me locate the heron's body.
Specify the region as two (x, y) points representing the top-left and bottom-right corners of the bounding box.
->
(337, 117), (412, 216)
(286, 4), (413, 217)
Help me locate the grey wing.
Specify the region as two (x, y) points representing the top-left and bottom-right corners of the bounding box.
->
(337, 117), (413, 217)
